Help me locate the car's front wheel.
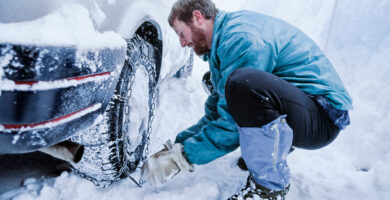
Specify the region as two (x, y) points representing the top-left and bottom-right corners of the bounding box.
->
(70, 34), (157, 186)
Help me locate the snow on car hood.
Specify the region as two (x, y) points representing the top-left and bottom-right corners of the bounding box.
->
(0, 3), (126, 49)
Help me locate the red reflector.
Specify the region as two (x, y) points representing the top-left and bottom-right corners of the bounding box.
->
(2, 104), (99, 129)
(13, 72), (111, 86)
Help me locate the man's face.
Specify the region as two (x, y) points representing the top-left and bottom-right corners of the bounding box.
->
(172, 18), (209, 55)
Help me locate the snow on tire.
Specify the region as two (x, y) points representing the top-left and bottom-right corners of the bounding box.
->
(70, 34), (157, 186)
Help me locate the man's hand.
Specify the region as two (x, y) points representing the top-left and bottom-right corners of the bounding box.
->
(140, 140), (193, 187)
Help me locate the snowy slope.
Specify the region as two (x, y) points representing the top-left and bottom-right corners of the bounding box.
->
(1, 0), (390, 199)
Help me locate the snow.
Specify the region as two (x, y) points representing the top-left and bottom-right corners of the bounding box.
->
(107, 0), (117, 6)
(127, 65), (150, 152)
(0, 4), (125, 49)
(0, 50), (9, 80)
(89, 1), (107, 27)
(1, 0), (390, 199)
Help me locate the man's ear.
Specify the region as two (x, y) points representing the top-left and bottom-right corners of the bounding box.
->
(192, 10), (204, 26)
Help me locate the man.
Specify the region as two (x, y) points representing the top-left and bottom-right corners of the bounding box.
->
(141, 0), (352, 199)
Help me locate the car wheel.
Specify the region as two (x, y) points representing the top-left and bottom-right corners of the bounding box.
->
(70, 34), (157, 186)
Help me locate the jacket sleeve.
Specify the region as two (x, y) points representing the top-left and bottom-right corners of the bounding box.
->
(177, 31), (277, 165)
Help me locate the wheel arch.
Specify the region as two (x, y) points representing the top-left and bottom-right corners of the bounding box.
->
(116, 1), (165, 83)
(134, 20), (163, 83)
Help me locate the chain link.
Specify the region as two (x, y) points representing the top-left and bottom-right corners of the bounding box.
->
(142, 43), (158, 161)
(72, 166), (118, 187)
(143, 78), (156, 160)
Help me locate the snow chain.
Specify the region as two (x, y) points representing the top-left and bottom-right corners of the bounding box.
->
(72, 35), (157, 188)
(123, 35), (157, 187)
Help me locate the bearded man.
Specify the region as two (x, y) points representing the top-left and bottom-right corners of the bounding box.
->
(141, 0), (352, 199)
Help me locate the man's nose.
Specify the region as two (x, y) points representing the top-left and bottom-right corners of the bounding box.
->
(180, 38), (188, 47)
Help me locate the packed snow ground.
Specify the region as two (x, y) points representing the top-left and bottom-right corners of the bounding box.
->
(1, 0), (390, 199)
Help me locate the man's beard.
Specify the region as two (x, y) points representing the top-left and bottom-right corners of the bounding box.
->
(189, 25), (209, 56)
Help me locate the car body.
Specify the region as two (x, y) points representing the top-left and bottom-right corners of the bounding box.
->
(0, 0), (190, 155)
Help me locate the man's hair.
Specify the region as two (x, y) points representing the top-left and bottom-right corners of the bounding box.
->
(168, 0), (219, 27)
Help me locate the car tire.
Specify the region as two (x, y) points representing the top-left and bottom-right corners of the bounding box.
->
(70, 34), (157, 186)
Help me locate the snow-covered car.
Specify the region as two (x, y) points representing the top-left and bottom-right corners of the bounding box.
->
(0, 0), (192, 186)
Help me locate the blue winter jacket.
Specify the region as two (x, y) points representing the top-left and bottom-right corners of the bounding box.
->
(175, 10), (353, 165)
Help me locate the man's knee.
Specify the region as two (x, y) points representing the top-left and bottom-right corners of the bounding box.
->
(225, 68), (280, 127)
(226, 69), (252, 114)
(225, 68), (257, 106)
(225, 68), (275, 106)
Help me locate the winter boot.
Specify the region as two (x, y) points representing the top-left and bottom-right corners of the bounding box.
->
(228, 175), (289, 200)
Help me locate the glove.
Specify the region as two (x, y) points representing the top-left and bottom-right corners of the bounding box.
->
(140, 140), (193, 187)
